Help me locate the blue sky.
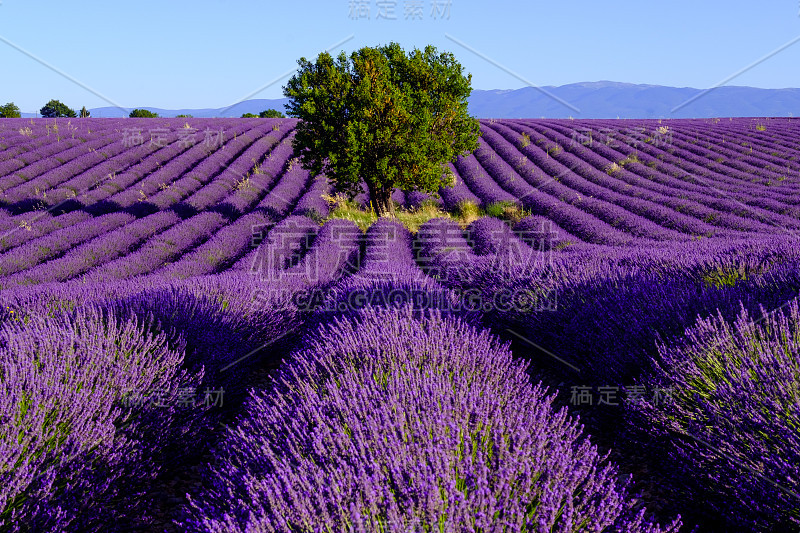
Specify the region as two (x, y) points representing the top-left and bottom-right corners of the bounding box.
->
(1, 0), (799, 112)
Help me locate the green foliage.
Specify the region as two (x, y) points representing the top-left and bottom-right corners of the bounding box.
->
(40, 99), (76, 118)
(700, 265), (752, 289)
(0, 102), (21, 118)
(241, 113), (258, 118)
(176, 114), (193, 118)
(323, 194), (455, 233)
(283, 42), (481, 217)
(483, 200), (527, 224)
(259, 108), (285, 118)
(129, 108), (159, 118)
(79, 106), (90, 118)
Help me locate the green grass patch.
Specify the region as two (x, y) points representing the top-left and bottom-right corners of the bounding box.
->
(322, 195), (529, 233)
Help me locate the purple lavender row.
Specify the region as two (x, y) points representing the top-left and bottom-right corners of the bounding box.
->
(231, 215), (320, 274)
(403, 189), (440, 209)
(485, 122), (704, 241)
(509, 121), (751, 236)
(0, 212), (135, 277)
(452, 151), (518, 206)
(145, 123), (287, 213)
(514, 215), (587, 252)
(105, 121), (266, 208)
(183, 304), (681, 532)
(711, 118), (800, 165)
(0, 129), (64, 162)
(82, 212), (228, 282)
(664, 126), (800, 187)
(0, 124), (105, 165)
(467, 215), (538, 260)
(1, 135), (125, 201)
(44, 137), (175, 207)
(0, 210), (180, 288)
(574, 119), (800, 203)
(8, 125), (297, 282)
(0, 128), (270, 272)
(276, 217), (362, 289)
(0, 136), (114, 195)
(668, 121), (800, 181)
(631, 297), (800, 530)
(0, 138), (85, 180)
(513, 121), (780, 234)
(177, 123), (296, 213)
(0, 211), (92, 253)
(76, 130), (305, 280)
(438, 161), (482, 210)
(585, 121), (800, 220)
(540, 120), (800, 221)
(0, 305), (204, 531)
(489, 231), (800, 385)
(153, 132), (308, 277)
(291, 174), (332, 219)
(575, 117), (800, 177)
(0, 124), (258, 237)
(324, 218), (443, 299)
(476, 127), (645, 245)
(0, 134), (209, 249)
(413, 217), (480, 287)
(83, 129), (298, 281)
(156, 163), (313, 278)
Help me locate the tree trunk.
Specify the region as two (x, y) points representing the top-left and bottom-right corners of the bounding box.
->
(366, 181), (394, 217)
(373, 189), (393, 217)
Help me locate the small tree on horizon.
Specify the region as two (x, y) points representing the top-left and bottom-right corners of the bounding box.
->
(259, 109), (285, 118)
(40, 99), (77, 118)
(0, 102), (21, 118)
(80, 106), (91, 118)
(241, 113), (258, 118)
(129, 109), (159, 118)
(283, 42), (480, 216)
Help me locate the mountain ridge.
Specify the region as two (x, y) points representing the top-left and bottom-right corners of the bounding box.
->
(20, 81), (800, 119)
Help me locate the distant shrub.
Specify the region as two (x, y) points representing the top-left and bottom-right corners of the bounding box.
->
(258, 109), (285, 118)
(40, 99), (76, 118)
(129, 109), (159, 118)
(176, 114), (193, 118)
(0, 102), (21, 118)
(240, 113), (258, 118)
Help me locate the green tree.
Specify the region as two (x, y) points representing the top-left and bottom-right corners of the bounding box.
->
(0, 102), (21, 118)
(176, 114), (193, 118)
(259, 109), (285, 118)
(241, 113), (258, 118)
(40, 99), (77, 118)
(129, 109), (159, 118)
(79, 106), (91, 118)
(283, 42), (480, 216)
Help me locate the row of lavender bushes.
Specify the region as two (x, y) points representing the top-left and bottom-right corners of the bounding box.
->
(413, 215), (800, 530)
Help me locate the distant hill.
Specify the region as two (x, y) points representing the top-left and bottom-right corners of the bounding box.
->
(467, 82), (800, 119)
(77, 98), (294, 119)
(19, 82), (800, 119)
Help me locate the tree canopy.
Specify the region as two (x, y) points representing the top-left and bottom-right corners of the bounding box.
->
(283, 42), (480, 216)
(129, 109), (159, 118)
(241, 113), (258, 118)
(79, 106), (91, 118)
(40, 100), (77, 118)
(0, 102), (21, 118)
(259, 109), (285, 118)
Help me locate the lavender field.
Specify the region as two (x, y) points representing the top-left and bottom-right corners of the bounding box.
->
(1, 116), (800, 531)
